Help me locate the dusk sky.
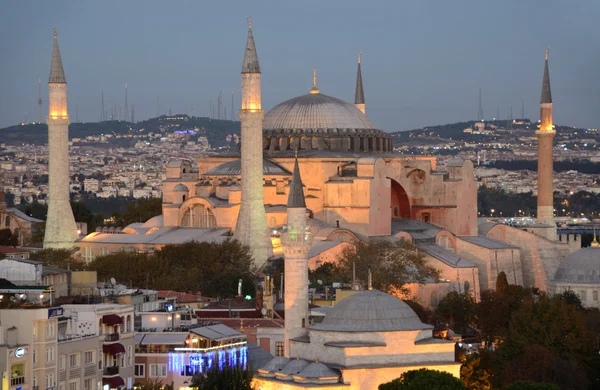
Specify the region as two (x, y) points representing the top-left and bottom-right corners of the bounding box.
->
(1, 1), (599, 131)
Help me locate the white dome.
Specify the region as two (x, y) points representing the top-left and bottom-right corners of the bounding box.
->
(264, 93), (375, 130)
(312, 290), (431, 332)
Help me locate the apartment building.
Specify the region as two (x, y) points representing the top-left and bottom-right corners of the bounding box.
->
(61, 304), (135, 389)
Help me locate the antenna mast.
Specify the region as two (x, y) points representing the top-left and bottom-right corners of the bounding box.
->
(477, 88), (483, 121)
(124, 83), (128, 122)
(37, 77), (42, 123)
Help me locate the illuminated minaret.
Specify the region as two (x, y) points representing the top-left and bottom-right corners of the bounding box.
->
(355, 53), (365, 114)
(536, 48), (556, 238)
(44, 29), (78, 249)
(234, 19), (272, 267)
(282, 154), (311, 358)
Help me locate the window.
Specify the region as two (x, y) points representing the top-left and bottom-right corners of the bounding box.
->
(33, 348), (37, 364)
(60, 355), (66, 370)
(594, 291), (599, 301)
(33, 323), (37, 337)
(84, 379), (93, 390)
(128, 346), (133, 366)
(135, 364), (145, 377)
(46, 347), (55, 363)
(275, 342), (284, 357)
(46, 322), (55, 337)
(580, 290), (587, 301)
(46, 373), (55, 388)
(69, 353), (80, 367)
(150, 364), (167, 377)
(69, 381), (78, 390)
(84, 350), (94, 365)
(393, 206), (399, 217)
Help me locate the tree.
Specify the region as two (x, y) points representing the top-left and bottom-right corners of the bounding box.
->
(503, 381), (559, 390)
(34, 249), (86, 270)
(0, 228), (18, 247)
(378, 368), (466, 389)
(496, 271), (509, 293)
(134, 379), (173, 390)
(460, 355), (491, 390)
(337, 239), (440, 295)
(500, 296), (594, 362)
(191, 365), (254, 390)
(435, 291), (476, 334)
(114, 197), (162, 227)
(88, 240), (256, 297)
(308, 261), (345, 287)
(501, 344), (588, 389)
(556, 289), (584, 311)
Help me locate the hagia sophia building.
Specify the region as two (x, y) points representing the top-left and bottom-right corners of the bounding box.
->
(79, 22), (581, 305)
(40, 20), (595, 389)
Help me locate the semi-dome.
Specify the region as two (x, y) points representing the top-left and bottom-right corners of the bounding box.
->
(202, 159), (291, 176)
(173, 184), (189, 192)
(258, 356), (290, 378)
(553, 247), (600, 283)
(264, 93), (375, 130)
(312, 289), (432, 332)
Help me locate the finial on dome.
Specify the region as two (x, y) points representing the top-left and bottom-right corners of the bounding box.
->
(310, 68), (320, 94)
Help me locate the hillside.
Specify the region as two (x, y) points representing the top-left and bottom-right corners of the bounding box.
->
(0, 115), (240, 149)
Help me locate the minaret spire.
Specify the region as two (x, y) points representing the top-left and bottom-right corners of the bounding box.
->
(287, 154), (306, 208)
(241, 18), (260, 74)
(355, 53), (365, 114)
(541, 47), (552, 104)
(49, 28), (66, 84)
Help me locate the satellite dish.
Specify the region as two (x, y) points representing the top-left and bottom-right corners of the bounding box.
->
(261, 308), (267, 316)
(110, 277), (116, 286)
(317, 280), (323, 286)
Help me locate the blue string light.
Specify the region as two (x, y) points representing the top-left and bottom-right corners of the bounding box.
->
(229, 347), (237, 367)
(218, 350), (226, 370)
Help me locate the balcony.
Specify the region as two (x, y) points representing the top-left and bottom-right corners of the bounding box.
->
(103, 365), (119, 377)
(11, 376), (25, 386)
(104, 333), (120, 342)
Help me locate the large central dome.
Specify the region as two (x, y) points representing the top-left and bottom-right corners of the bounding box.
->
(263, 93), (375, 130)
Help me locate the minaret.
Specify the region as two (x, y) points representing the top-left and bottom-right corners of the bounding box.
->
(536, 48), (556, 239)
(44, 29), (78, 248)
(355, 53), (365, 114)
(234, 19), (272, 267)
(282, 153), (311, 358)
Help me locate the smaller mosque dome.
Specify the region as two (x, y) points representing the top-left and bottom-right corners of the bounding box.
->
(312, 290), (432, 332)
(258, 356), (290, 378)
(275, 359), (310, 381)
(553, 247), (600, 284)
(293, 362), (340, 384)
(173, 184), (189, 192)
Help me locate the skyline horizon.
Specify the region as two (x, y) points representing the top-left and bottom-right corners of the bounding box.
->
(1, 1), (598, 131)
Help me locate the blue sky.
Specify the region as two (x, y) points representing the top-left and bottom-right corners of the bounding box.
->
(1, 0), (598, 131)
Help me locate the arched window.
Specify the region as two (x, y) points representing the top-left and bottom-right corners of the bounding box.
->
(182, 194), (186, 202)
(182, 168), (187, 174)
(181, 204), (217, 228)
(580, 290), (587, 301)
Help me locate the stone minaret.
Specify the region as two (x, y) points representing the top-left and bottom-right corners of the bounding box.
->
(44, 29), (78, 249)
(234, 20), (272, 267)
(355, 53), (365, 114)
(536, 48), (556, 239)
(282, 155), (311, 358)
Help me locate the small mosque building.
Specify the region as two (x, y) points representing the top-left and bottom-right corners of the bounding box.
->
(254, 290), (460, 389)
